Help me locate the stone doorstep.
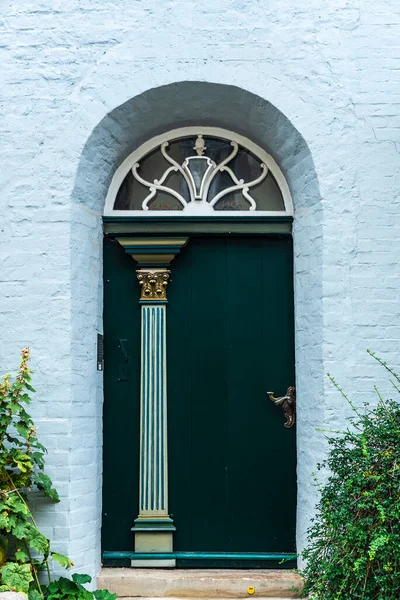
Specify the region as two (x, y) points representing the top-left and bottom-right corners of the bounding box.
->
(97, 569), (303, 599)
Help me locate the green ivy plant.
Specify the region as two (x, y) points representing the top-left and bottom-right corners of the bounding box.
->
(42, 574), (115, 600)
(0, 348), (116, 600)
(301, 351), (400, 599)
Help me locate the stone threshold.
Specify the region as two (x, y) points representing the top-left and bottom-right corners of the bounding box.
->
(113, 598), (299, 600)
(97, 568), (303, 599)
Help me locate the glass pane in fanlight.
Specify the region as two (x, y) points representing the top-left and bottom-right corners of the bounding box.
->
(253, 173), (285, 211)
(211, 147), (284, 211)
(213, 174), (284, 211)
(114, 135), (285, 211)
(114, 147), (189, 210)
(185, 157), (211, 196)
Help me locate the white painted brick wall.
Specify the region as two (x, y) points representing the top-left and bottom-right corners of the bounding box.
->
(1, 0), (400, 578)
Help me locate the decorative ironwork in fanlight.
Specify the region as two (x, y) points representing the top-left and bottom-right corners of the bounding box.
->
(132, 135), (268, 213)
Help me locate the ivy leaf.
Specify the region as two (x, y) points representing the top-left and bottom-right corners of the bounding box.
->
(47, 581), (61, 594)
(15, 421), (30, 438)
(0, 562), (33, 593)
(5, 434), (23, 446)
(24, 384), (36, 394)
(72, 573), (92, 584)
(31, 451), (45, 470)
(12, 520), (31, 540)
(11, 382), (24, 392)
(78, 589), (94, 600)
(7, 513), (18, 529)
(51, 552), (74, 569)
(15, 549), (29, 563)
(18, 406), (33, 421)
(0, 512), (9, 530)
(59, 576), (79, 593)
(94, 590), (117, 600)
(12, 472), (32, 489)
(19, 394), (33, 405)
(8, 496), (30, 516)
(35, 472), (60, 503)
(29, 526), (50, 555)
(29, 589), (44, 600)
(9, 449), (33, 472)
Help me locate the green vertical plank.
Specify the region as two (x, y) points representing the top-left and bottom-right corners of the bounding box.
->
(167, 243), (194, 550)
(102, 237), (141, 552)
(189, 238), (228, 550)
(260, 236), (296, 551)
(225, 237), (266, 551)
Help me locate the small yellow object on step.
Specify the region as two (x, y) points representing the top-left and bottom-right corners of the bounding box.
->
(247, 586), (255, 595)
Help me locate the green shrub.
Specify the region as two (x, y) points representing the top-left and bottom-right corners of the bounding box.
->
(0, 348), (116, 600)
(301, 351), (400, 599)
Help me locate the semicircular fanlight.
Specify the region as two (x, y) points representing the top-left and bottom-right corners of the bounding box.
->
(114, 133), (286, 213)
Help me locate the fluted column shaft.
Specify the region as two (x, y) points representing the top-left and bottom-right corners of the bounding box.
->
(131, 269), (175, 566)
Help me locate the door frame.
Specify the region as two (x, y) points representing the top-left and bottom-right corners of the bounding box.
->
(102, 215), (297, 568)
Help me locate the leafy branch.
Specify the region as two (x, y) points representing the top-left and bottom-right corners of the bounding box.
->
(0, 349), (115, 600)
(301, 351), (400, 599)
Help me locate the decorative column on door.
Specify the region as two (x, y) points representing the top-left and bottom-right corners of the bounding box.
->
(116, 237), (188, 567)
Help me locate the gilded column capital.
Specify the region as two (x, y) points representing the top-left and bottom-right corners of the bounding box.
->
(137, 269), (170, 302)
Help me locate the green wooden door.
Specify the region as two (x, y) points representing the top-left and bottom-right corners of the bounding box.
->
(102, 234), (296, 566)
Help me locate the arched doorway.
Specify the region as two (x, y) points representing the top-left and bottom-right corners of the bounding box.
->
(101, 128), (297, 568)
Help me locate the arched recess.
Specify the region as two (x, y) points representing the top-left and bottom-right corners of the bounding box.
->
(70, 81), (323, 569)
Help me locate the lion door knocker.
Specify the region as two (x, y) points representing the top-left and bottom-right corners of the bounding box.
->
(267, 386), (296, 428)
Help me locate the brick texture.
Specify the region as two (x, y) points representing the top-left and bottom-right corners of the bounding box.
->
(1, 0), (400, 578)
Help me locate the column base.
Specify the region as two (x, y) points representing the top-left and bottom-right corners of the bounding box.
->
(132, 517), (176, 555)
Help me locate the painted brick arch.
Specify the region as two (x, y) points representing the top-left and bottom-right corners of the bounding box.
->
(71, 80), (323, 575)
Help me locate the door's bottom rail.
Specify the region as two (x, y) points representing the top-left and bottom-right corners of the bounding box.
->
(102, 551), (296, 561)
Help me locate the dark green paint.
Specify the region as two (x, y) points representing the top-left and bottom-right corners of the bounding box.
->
(167, 237), (296, 561)
(102, 238), (141, 551)
(102, 551), (296, 569)
(103, 215), (292, 236)
(102, 551), (293, 560)
(102, 235), (296, 567)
